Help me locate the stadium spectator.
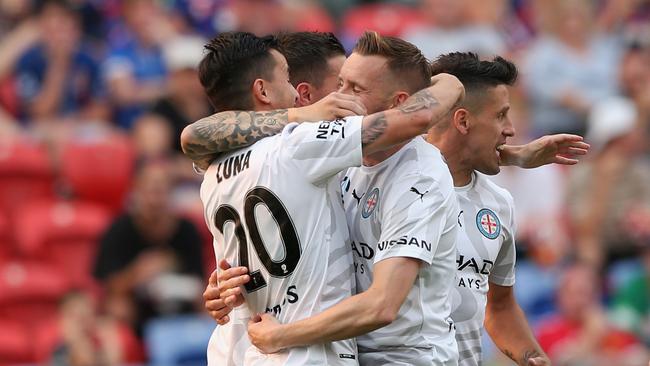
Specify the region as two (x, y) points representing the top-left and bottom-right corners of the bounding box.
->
(404, 0), (506, 59)
(536, 263), (646, 365)
(103, 0), (174, 129)
(567, 97), (650, 268)
(522, 0), (622, 137)
(150, 35), (210, 154)
(611, 244), (650, 346)
(48, 290), (144, 366)
(93, 160), (204, 337)
(619, 28), (650, 155)
(13, 0), (107, 123)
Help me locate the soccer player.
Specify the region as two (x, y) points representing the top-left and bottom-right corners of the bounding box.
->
(208, 43), (586, 364)
(181, 31), (465, 365)
(203, 31), (355, 324)
(243, 31), (462, 365)
(276, 32), (346, 107)
(428, 52), (553, 366)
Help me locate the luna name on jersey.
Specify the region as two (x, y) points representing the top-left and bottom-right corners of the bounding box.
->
(215, 150), (251, 183)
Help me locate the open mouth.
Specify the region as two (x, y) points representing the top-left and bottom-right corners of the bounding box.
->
(496, 144), (505, 162)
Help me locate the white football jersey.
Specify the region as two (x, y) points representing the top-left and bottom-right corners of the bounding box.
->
(341, 136), (459, 366)
(201, 117), (363, 365)
(451, 172), (517, 366)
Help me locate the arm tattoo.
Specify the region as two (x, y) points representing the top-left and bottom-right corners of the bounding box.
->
(361, 112), (388, 148)
(184, 109), (288, 158)
(398, 89), (438, 113)
(503, 349), (515, 361)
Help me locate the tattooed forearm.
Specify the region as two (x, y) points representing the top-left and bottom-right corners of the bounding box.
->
(398, 89), (439, 113)
(361, 113), (388, 148)
(182, 109), (289, 159)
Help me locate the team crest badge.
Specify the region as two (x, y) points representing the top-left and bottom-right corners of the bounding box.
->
(361, 188), (380, 218)
(476, 208), (501, 239)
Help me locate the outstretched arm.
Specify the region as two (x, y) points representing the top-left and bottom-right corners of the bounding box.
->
(485, 283), (549, 366)
(498, 134), (590, 169)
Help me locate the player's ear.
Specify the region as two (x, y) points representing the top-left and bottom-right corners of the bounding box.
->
(389, 91), (410, 109)
(252, 78), (271, 105)
(295, 82), (312, 107)
(453, 108), (470, 135)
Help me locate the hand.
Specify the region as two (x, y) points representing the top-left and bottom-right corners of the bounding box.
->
(526, 355), (551, 366)
(248, 313), (284, 354)
(203, 260), (249, 325)
(498, 134), (590, 168)
(292, 92), (367, 122)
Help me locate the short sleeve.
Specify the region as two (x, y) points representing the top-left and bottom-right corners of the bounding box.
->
(279, 116), (363, 185)
(489, 194), (516, 286)
(373, 174), (448, 265)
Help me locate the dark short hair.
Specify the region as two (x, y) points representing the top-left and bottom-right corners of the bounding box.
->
(198, 32), (279, 111)
(430, 52), (518, 101)
(353, 31), (430, 93)
(276, 32), (345, 88)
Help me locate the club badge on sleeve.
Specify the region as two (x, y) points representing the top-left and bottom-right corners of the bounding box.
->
(476, 208), (501, 239)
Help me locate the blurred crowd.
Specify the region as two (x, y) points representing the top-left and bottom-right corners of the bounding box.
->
(0, 0), (649, 365)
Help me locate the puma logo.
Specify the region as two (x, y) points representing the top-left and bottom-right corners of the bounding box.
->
(352, 189), (364, 206)
(410, 187), (428, 201)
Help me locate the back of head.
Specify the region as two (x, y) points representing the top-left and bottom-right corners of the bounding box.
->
(353, 31), (430, 94)
(430, 52), (517, 110)
(199, 32), (279, 112)
(276, 32), (345, 87)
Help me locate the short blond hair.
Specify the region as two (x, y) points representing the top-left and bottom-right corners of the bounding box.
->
(353, 31), (431, 93)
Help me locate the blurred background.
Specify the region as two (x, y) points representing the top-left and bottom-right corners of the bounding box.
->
(0, 0), (649, 365)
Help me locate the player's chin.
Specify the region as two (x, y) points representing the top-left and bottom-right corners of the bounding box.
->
(478, 163), (500, 176)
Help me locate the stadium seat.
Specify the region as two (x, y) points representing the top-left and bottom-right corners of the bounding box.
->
(0, 319), (33, 364)
(341, 3), (426, 41)
(0, 211), (14, 262)
(60, 131), (134, 213)
(13, 200), (111, 288)
(0, 76), (19, 117)
(0, 260), (69, 327)
(144, 315), (215, 366)
(0, 138), (55, 217)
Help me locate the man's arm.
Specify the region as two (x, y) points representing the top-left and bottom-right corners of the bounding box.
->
(181, 109), (289, 169)
(180, 93), (367, 169)
(360, 73), (464, 156)
(247, 257), (420, 353)
(484, 283), (550, 366)
(498, 134), (590, 168)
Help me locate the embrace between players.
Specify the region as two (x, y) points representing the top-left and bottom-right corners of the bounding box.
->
(181, 31), (589, 366)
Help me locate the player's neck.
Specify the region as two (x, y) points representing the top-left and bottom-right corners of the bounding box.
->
(362, 142), (408, 167)
(425, 133), (472, 186)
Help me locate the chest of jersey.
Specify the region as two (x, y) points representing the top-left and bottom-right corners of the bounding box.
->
(341, 171), (383, 280)
(457, 201), (504, 279)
